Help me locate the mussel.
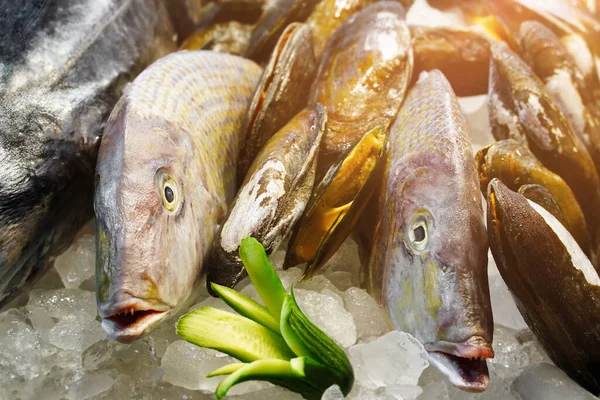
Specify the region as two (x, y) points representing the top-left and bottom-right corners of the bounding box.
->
(487, 178), (600, 395)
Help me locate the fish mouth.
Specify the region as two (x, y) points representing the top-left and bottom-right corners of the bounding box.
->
(99, 298), (172, 343)
(425, 336), (494, 392)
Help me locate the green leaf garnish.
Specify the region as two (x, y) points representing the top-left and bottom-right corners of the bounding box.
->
(177, 237), (354, 398)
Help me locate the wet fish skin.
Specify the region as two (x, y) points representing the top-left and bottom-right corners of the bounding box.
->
(364, 70), (493, 392)
(0, 0), (176, 308)
(94, 51), (262, 342)
(487, 178), (600, 395)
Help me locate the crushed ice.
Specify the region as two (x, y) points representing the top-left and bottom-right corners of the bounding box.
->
(1, 225), (592, 400)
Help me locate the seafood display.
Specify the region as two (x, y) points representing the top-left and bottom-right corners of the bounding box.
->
(3, 0), (600, 398)
(0, 0), (176, 308)
(94, 51), (261, 342)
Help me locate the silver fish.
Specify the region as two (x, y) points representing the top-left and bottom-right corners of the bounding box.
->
(94, 51), (262, 342)
(0, 0), (176, 308)
(363, 70), (494, 392)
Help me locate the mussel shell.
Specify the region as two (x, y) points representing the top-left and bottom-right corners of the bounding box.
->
(207, 105), (326, 291)
(180, 21), (253, 55)
(488, 42), (600, 247)
(520, 20), (600, 176)
(487, 178), (600, 395)
(475, 139), (591, 256)
(309, 1), (413, 177)
(246, 0), (321, 62)
(411, 26), (491, 96)
(284, 125), (386, 276)
(237, 22), (317, 184)
(306, 0), (382, 59)
(517, 184), (570, 231)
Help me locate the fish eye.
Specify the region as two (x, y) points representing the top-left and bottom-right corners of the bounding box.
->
(158, 171), (179, 212)
(407, 214), (429, 252)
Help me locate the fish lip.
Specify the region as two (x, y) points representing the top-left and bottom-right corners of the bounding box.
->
(99, 298), (172, 343)
(425, 336), (493, 393)
(424, 336), (495, 359)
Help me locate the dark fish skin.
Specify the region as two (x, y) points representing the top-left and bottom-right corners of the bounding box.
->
(487, 179), (600, 395)
(0, 0), (176, 308)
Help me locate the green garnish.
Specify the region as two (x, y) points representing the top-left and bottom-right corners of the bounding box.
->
(177, 237), (354, 399)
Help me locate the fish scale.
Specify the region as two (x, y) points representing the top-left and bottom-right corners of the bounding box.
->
(391, 72), (472, 167)
(123, 51), (261, 204)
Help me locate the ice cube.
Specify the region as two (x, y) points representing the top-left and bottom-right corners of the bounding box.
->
(228, 386), (303, 399)
(384, 384), (423, 400)
(278, 267), (303, 291)
(349, 331), (429, 389)
(517, 334), (552, 366)
(487, 255), (528, 331)
(103, 376), (213, 400)
(322, 385), (344, 399)
(294, 288), (357, 348)
(47, 316), (105, 352)
(72, 372), (114, 399)
(112, 338), (160, 380)
(82, 339), (126, 371)
(27, 288), (97, 321)
(161, 340), (238, 391)
(324, 271), (356, 291)
(320, 239), (361, 277)
(269, 245), (287, 270)
(53, 233), (95, 289)
(147, 318), (181, 358)
(343, 288), (390, 341)
(511, 363), (597, 400)
(489, 325), (529, 378)
(296, 274), (342, 298)
(0, 309), (48, 383)
(458, 95), (494, 149)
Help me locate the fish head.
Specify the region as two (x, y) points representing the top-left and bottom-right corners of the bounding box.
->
(383, 165), (493, 392)
(94, 101), (205, 342)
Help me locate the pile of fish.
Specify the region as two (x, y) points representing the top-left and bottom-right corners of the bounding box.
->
(2, 0), (600, 397)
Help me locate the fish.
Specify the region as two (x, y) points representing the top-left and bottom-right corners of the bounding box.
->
(487, 178), (600, 394)
(94, 51), (262, 342)
(363, 70), (494, 392)
(0, 0), (176, 308)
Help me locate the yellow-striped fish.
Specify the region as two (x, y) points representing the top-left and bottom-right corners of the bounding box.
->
(94, 51), (262, 342)
(364, 70), (494, 392)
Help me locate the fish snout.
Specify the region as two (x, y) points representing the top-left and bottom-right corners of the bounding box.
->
(99, 292), (171, 343)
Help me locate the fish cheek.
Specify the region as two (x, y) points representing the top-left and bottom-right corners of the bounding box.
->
(95, 219), (113, 305)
